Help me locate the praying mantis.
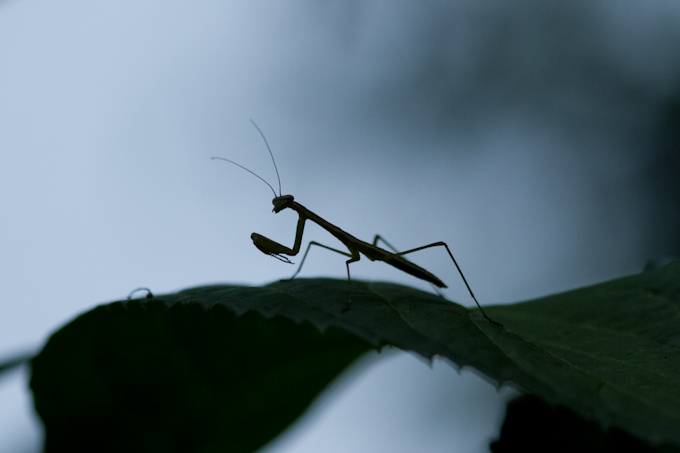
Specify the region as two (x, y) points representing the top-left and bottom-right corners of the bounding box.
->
(213, 121), (501, 326)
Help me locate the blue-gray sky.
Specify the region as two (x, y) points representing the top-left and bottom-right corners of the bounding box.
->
(1, 2), (679, 452)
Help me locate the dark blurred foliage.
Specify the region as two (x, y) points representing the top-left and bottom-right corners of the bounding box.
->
(645, 97), (680, 258)
(341, 2), (680, 141)
(305, 1), (680, 261)
(491, 395), (680, 453)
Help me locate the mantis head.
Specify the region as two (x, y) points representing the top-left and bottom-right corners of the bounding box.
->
(272, 195), (294, 213)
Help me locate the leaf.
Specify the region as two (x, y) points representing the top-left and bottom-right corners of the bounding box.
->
(483, 262), (680, 448)
(30, 262), (680, 451)
(30, 299), (372, 453)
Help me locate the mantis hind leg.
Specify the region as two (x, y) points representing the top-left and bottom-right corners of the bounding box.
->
(290, 241), (353, 280)
(387, 241), (502, 327)
(373, 235), (444, 297)
(372, 235), (400, 253)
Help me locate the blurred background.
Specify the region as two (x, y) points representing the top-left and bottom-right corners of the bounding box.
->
(1, 1), (679, 452)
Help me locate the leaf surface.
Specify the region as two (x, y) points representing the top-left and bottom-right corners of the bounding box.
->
(484, 262), (680, 446)
(31, 299), (371, 453)
(30, 262), (680, 450)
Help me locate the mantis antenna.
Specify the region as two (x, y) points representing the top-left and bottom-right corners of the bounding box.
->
(211, 120), (283, 197)
(211, 157), (277, 197)
(249, 119), (282, 197)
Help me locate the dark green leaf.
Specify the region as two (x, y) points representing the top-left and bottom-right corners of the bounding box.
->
(31, 299), (372, 453)
(30, 262), (680, 451)
(483, 262), (680, 448)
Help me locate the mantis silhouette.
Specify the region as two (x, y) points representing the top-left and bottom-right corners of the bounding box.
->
(212, 121), (501, 326)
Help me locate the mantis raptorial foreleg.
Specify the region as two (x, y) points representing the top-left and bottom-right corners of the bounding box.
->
(251, 213), (307, 263)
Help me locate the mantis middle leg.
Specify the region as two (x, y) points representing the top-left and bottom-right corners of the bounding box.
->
(290, 241), (360, 283)
(289, 241), (359, 313)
